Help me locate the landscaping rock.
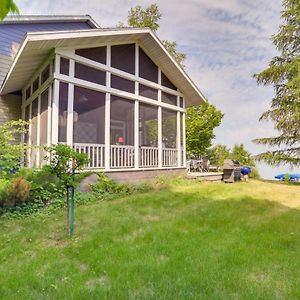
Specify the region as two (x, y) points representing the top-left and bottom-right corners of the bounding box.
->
(79, 173), (99, 192)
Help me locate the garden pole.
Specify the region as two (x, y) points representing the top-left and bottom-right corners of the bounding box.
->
(69, 186), (75, 235)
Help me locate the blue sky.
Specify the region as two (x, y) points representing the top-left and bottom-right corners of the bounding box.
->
(15, 0), (300, 178)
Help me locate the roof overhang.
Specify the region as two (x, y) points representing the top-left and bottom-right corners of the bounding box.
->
(0, 28), (206, 106)
(2, 15), (100, 28)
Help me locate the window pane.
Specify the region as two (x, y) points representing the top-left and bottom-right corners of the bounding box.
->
(139, 103), (158, 147)
(139, 48), (158, 83)
(60, 58), (69, 75)
(111, 44), (135, 74)
(30, 99), (38, 166)
(73, 86), (105, 144)
(25, 87), (31, 100)
(41, 65), (50, 85)
(180, 97), (184, 108)
(161, 72), (176, 90)
(75, 62), (106, 86)
(40, 89), (48, 146)
(162, 108), (177, 148)
(111, 74), (135, 93)
(110, 96), (134, 146)
(162, 91), (177, 106)
(24, 106), (30, 166)
(139, 84), (157, 100)
(75, 46), (106, 64)
(58, 82), (68, 143)
(180, 113), (184, 166)
(32, 78), (39, 94)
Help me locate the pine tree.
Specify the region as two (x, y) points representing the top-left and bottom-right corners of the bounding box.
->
(253, 0), (300, 166)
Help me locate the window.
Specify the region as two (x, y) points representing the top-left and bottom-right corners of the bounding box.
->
(139, 103), (158, 147)
(32, 78), (39, 94)
(25, 87), (31, 100)
(139, 84), (157, 100)
(162, 108), (177, 148)
(139, 48), (158, 83)
(60, 58), (69, 75)
(110, 96), (134, 146)
(111, 44), (135, 74)
(75, 63), (106, 86)
(73, 86), (105, 144)
(161, 72), (177, 90)
(41, 65), (50, 85)
(180, 97), (184, 108)
(75, 46), (106, 64)
(58, 82), (68, 143)
(39, 89), (49, 166)
(111, 74), (135, 93)
(162, 92), (177, 106)
(30, 99), (38, 167)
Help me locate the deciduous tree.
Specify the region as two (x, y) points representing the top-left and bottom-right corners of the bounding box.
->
(0, 0), (19, 20)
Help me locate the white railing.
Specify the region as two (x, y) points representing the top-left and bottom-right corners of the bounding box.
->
(73, 143), (105, 169)
(163, 148), (178, 167)
(140, 146), (158, 168)
(110, 145), (135, 168)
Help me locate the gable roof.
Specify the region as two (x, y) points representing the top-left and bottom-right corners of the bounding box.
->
(2, 15), (100, 28)
(0, 27), (206, 106)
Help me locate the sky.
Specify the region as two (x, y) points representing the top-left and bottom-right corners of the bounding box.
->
(15, 0), (300, 179)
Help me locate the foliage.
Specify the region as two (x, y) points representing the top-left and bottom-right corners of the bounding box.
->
(125, 3), (186, 68)
(162, 40), (186, 68)
(4, 177), (31, 207)
(0, 0), (19, 20)
(253, 0), (300, 166)
(186, 103), (223, 158)
(127, 4), (161, 32)
(44, 144), (90, 189)
(231, 144), (256, 167)
(0, 120), (28, 177)
(207, 144), (231, 166)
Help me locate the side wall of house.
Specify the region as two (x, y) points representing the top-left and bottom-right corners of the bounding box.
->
(0, 94), (22, 124)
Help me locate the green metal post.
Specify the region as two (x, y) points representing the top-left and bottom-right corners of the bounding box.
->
(69, 186), (75, 235)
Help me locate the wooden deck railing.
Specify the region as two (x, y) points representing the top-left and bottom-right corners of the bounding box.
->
(162, 148), (178, 167)
(110, 145), (135, 168)
(140, 146), (159, 168)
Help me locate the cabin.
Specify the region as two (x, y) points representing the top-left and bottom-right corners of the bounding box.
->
(0, 15), (206, 181)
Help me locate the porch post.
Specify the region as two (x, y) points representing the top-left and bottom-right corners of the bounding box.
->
(105, 45), (111, 171)
(51, 54), (60, 145)
(158, 69), (162, 168)
(177, 96), (181, 167)
(182, 102), (186, 167)
(134, 43), (139, 169)
(66, 59), (74, 147)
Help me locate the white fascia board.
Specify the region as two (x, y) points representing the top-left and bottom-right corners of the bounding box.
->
(148, 31), (207, 104)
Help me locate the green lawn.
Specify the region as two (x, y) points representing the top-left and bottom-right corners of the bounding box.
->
(1, 180), (300, 299)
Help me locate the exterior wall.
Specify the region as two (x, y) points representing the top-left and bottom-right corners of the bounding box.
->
(0, 94), (22, 124)
(105, 168), (187, 183)
(0, 22), (91, 87)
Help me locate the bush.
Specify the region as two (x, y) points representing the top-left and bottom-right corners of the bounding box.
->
(4, 176), (31, 207)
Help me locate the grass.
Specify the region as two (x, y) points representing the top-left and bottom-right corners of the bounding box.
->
(0, 179), (300, 299)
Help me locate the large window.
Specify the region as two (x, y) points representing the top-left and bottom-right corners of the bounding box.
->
(73, 86), (105, 144)
(75, 47), (106, 64)
(162, 91), (177, 106)
(139, 103), (158, 147)
(139, 84), (157, 100)
(111, 74), (135, 93)
(58, 82), (68, 143)
(161, 72), (176, 90)
(111, 44), (135, 74)
(110, 96), (134, 146)
(139, 48), (158, 83)
(75, 63), (106, 86)
(162, 108), (177, 148)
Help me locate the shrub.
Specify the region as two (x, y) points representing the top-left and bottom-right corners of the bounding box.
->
(5, 176), (31, 207)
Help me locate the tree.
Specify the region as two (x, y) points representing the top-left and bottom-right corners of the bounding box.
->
(0, 0), (19, 20)
(125, 4), (186, 68)
(186, 103), (223, 158)
(0, 120), (28, 176)
(253, 0), (300, 167)
(207, 144), (231, 166)
(45, 144), (90, 235)
(231, 144), (255, 167)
